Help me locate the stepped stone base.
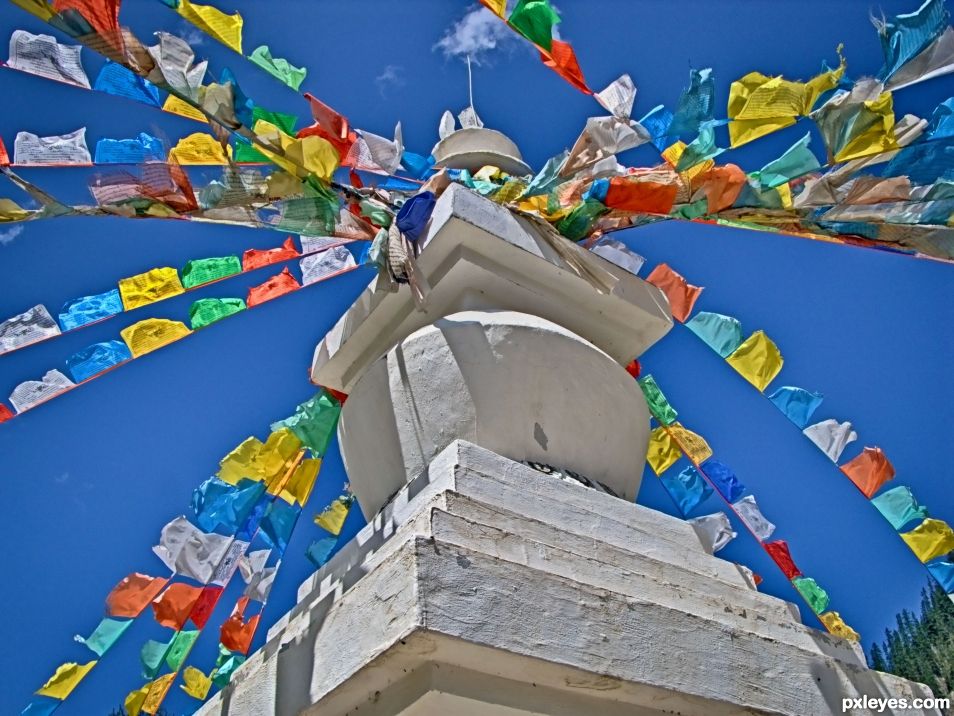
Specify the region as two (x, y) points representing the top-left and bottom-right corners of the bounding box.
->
(198, 441), (939, 716)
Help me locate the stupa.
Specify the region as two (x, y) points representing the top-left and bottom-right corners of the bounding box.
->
(198, 123), (941, 716)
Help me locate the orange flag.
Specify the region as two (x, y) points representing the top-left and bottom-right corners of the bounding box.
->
(246, 268), (301, 307)
(646, 263), (703, 323)
(152, 582), (204, 630)
(302, 93), (356, 159)
(105, 573), (169, 618)
(605, 176), (678, 214)
(840, 447), (895, 498)
(53, 0), (120, 36)
(541, 40), (591, 94)
(220, 597), (261, 654)
(0, 137), (9, 166)
(242, 237), (299, 271)
(693, 164), (746, 213)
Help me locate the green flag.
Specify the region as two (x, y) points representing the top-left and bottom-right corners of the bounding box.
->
(165, 630), (200, 671)
(181, 255), (241, 288)
(74, 618), (133, 657)
(189, 297), (246, 329)
(792, 576), (830, 615)
(508, 0), (561, 52)
(248, 45), (307, 90)
(271, 390), (341, 456)
(637, 375), (679, 425)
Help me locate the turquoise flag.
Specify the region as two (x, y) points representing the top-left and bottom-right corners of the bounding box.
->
(260, 499), (301, 555)
(306, 536), (338, 568)
(876, 0), (949, 80)
(661, 465), (713, 517)
(74, 618), (132, 657)
(685, 311), (743, 357)
(757, 133), (820, 188)
(768, 386), (824, 429)
(871, 485), (929, 530)
(271, 391), (341, 456)
(670, 68), (715, 139)
(675, 121), (725, 172)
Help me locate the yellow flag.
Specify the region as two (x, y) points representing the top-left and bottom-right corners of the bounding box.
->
(667, 424), (713, 465)
(10, 0), (55, 21)
(646, 426), (681, 475)
(0, 198), (30, 222)
(314, 496), (352, 535)
(181, 666), (213, 700)
(265, 170), (306, 199)
(728, 116), (797, 148)
(120, 318), (192, 358)
(483, 0), (507, 16)
(258, 427), (303, 481)
(177, 0), (244, 53)
(776, 182), (793, 209)
(819, 612), (860, 641)
(252, 119), (339, 181)
(118, 267), (185, 310)
(169, 132), (231, 165)
(218, 436), (266, 484)
(726, 330), (784, 392)
(901, 518), (954, 563)
(36, 660), (97, 699)
(142, 672), (176, 714)
(279, 458), (321, 504)
(162, 94), (207, 123)
(124, 686), (149, 716)
(516, 194), (570, 220)
(661, 141), (713, 183)
(832, 92), (898, 163)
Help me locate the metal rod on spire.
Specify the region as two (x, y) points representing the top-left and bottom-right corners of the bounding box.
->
(467, 54), (474, 110)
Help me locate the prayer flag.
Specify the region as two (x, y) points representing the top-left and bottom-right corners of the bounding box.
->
(314, 495), (353, 535)
(271, 391), (341, 456)
(765, 540), (802, 579)
(604, 176), (678, 214)
(187, 585), (223, 629)
(35, 661), (96, 699)
(106, 573), (168, 618)
(181, 255), (241, 288)
(876, 0), (949, 80)
(189, 297), (246, 330)
(152, 516), (234, 583)
(901, 518), (954, 563)
(660, 465), (713, 516)
(14, 128), (91, 165)
(588, 237), (645, 276)
(169, 132), (230, 164)
(74, 618), (131, 656)
(177, 0), (243, 53)
(803, 419), (858, 462)
(792, 576), (830, 614)
(757, 133), (820, 188)
(541, 39), (590, 94)
(646, 264), (702, 323)
(646, 425), (682, 475)
(162, 94), (207, 122)
(726, 330), (784, 392)
(261, 499), (301, 554)
(670, 68), (715, 139)
(768, 386), (823, 429)
(248, 45), (306, 90)
(693, 164), (747, 213)
(819, 612), (861, 641)
(928, 562), (954, 593)
(300, 245), (355, 285)
(193, 476), (266, 533)
(637, 374), (678, 425)
(247, 267), (301, 306)
(685, 311), (744, 358)
(65, 339), (131, 382)
(142, 673), (175, 714)
(396, 191), (436, 243)
(220, 597), (260, 654)
(700, 458), (746, 502)
(840, 447), (895, 498)
(688, 512), (736, 553)
(1, 304), (60, 354)
(118, 267), (184, 310)
(120, 318), (191, 357)
(212, 645), (245, 687)
(733, 495), (776, 541)
(242, 236), (298, 271)
(181, 666), (213, 700)
(669, 424), (714, 465)
(251, 118), (339, 180)
(21, 699), (58, 716)
(872, 486), (929, 530)
(165, 630), (199, 671)
(886, 26), (954, 91)
(9, 369), (74, 413)
(508, 0), (560, 52)
(7, 30), (89, 88)
(151, 582), (204, 630)
(94, 61), (160, 106)
(149, 34), (209, 98)
(94, 133), (165, 163)
(306, 536), (338, 568)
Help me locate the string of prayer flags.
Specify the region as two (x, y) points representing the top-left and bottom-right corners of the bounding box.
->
(803, 418), (858, 462)
(270, 390), (341, 456)
(733, 495), (776, 541)
(176, 0), (244, 54)
(9, 369), (74, 413)
(0, 304), (60, 354)
(687, 511), (737, 554)
(660, 465), (713, 517)
(792, 576), (830, 614)
(106, 573), (169, 618)
(246, 267), (301, 307)
(314, 494), (354, 536)
(94, 61), (161, 107)
(220, 597), (260, 654)
(871, 486), (929, 530)
(645, 264), (703, 323)
(14, 128), (91, 164)
(875, 0), (950, 81)
(637, 374), (678, 425)
(764, 540), (802, 579)
(700, 458), (746, 502)
(7, 29), (90, 88)
(121, 318), (192, 357)
(189, 297), (246, 329)
(118, 267), (184, 310)
(65, 339), (131, 382)
(725, 330), (784, 392)
(248, 45), (306, 90)
(181, 665), (213, 700)
(900, 518), (954, 563)
(767, 386), (824, 429)
(59, 290), (129, 330)
(181, 255), (242, 288)
(839, 446), (896, 498)
(684, 311), (743, 358)
(170, 133), (231, 165)
(35, 660), (96, 699)
(819, 612), (861, 641)
(74, 618), (133, 657)
(242, 236), (298, 271)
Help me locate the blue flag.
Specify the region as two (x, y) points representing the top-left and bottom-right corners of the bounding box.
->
(768, 386), (824, 429)
(876, 0), (949, 81)
(928, 561), (954, 593)
(94, 133), (165, 164)
(58, 289), (123, 331)
(260, 499), (301, 555)
(700, 458), (745, 502)
(94, 61), (161, 107)
(305, 536), (338, 568)
(65, 340), (132, 382)
(396, 191), (436, 243)
(193, 477), (267, 534)
(661, 465), (714, 517)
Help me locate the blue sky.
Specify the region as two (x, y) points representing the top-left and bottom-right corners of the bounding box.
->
(0, 1), (952, 713)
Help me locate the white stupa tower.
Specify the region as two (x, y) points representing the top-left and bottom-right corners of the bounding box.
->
(198, 122), (941, 716)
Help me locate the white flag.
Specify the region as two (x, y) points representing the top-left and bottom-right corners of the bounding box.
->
(732, 495), (776, 541)
(803, 418), (858, 462)
(238, 549), (270, 583)
(688, 512), (737, 554)
(14, 128), (91, 165)
(146, 32), (208, 100)
(9, 369), (74, 413)
(887, 26), (954, 91)
(595, 74), (636, 119)
(210, 538), (250, 586)
(357, 122), (403, 175)
(298, 235), (339, 254)
(438, 110), (456, 140)
(0, 304), (61, 354)
(152, 516), (234, 584)
(458, 105), (484, 129)
(244, 566), (277, 602)
(300, 245), (356, 285)
(7, 30), (90, 89)
(588, 237), (645, 276)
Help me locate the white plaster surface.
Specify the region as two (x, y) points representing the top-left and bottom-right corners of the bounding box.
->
(198, 442), (940, 716)
(338, 310), (651, 518)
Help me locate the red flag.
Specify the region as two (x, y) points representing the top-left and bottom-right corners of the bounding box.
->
(645, 264), (703, 323)
(0, 404), (13, 422)
(152, 582), (203, 630)
(220, 597), (261, 654)
(0, 137), (10, 167)
(764, 540), (802, 580)
(53, 0), (121, 36)
(625, 359), (641, 379)
(242, 237), (299, 272)
(247, 268), (301, 307)
(304, 93), (349, 141)
(541, 40), (591, 94)
(189, 585), (224, 629)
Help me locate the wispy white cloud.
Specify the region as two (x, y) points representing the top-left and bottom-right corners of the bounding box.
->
(176, 20), (206, 49)
(434, 6), (515, 63)
(375, 64), (406, 97)
(54, 471), (70, 485)
(0, 225), (24, 247)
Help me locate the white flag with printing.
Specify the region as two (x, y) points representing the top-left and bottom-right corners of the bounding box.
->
(595, 74), (636, 119)
(803, 418), (858, 462)
(0, 304), (60, 354)
(146, 32), (207, 100)
(732, 495), (776, 541)
(152, 516), (234, 584)
(688, 512), (737, 554)
(300, 245), (356, 285)
(588, 237), (645, 276)
(7, 30), (90, 88)
(9, 369), (74, 413)
(14, 128), (91, 165)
